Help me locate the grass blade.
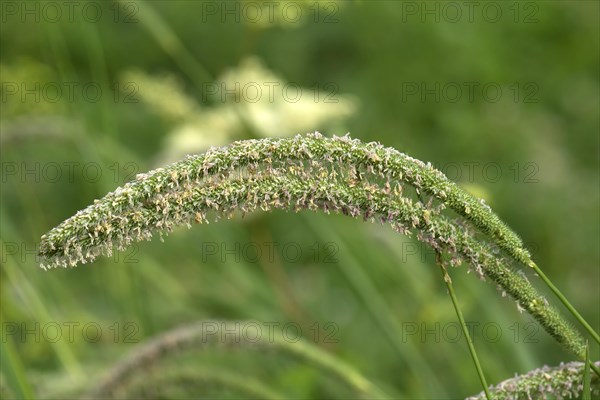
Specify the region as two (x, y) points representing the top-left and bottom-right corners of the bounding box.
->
(436, 253), (490, 400)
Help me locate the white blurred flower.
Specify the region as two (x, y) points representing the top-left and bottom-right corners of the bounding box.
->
(123, 57), (357, 163)
(216, 57), (357, 137)
(239, 0), (343, 30)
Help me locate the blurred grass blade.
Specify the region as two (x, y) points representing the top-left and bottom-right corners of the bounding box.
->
(1, 241), (83, 380)
(0, 312), (36, 399)
(119, 0), (213, 88)
(437, 256), (490, 400)
(303, 216), (446, 397)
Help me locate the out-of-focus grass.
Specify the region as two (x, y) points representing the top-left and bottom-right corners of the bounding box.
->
(1, 1), (598, 398)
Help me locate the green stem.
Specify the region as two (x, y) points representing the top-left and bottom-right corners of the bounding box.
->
(437, 253), (490, 400)
(591, 362), (600, 377)
(529, 262), (600, 346)
(583, 342), (591, 400)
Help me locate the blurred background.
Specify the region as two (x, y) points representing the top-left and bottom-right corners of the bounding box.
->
(1, 1), (598, 398)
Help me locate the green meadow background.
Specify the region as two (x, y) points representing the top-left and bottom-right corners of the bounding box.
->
(1, 1), (598, 398)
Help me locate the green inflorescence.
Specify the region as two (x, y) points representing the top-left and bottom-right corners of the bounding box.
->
(85, 320), (386, 399)
(38, 132), (586, 361)
(468, 361), (600, 400)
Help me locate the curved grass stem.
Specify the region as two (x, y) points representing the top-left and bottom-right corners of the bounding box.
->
(436, 252), (491, 400)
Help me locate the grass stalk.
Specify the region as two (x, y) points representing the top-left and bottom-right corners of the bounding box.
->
(436, 252), (491, 400)
(306, 218), (446, 396)
(530, 261), (600, 346)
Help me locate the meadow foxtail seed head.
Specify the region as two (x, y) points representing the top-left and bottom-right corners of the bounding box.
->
(39, 132), (532, 269)
(38, 133), (585, 358)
